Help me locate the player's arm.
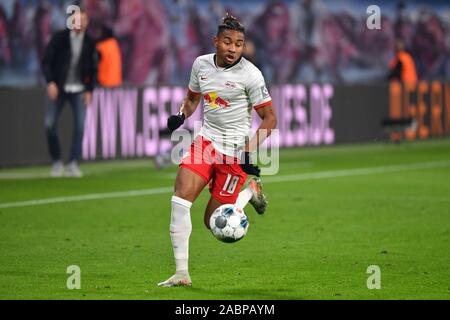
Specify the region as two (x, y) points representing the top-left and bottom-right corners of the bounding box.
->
(180, 90), (201, 119)
(245, 102), (277, 152)
(239, 102), (277, 177)
(239, 69), (277, 176)
(168, 55), (202, 132)
(167, 89), (201, 132)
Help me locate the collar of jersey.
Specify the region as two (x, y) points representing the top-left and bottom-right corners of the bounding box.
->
(213, 54), (242, 71)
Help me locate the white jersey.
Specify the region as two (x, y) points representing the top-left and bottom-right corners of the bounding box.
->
(188, 53), (272, 158)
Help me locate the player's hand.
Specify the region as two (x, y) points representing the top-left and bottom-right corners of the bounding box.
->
(167, 112), (185, 132)
(83, 91), (92, 106)
(47, 82), (58, 101)
(239, 151), (260, 177)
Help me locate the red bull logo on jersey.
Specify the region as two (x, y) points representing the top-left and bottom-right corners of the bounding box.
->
(204, 92), (229, 108)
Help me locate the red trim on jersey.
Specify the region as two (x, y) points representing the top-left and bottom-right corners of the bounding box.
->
(253, 100), (272, 110)
(188, 87), (201, 96)
(253, 100), (272, 109)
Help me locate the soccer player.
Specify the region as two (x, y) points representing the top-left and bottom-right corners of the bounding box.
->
(158, 14), (277, 287)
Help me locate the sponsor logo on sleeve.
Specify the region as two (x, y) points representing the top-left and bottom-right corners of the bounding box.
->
(261, 86), (270, 98)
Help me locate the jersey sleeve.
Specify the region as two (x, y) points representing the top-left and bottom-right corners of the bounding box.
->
(188, 57), (201, 94)
(247, 69), (272, 109)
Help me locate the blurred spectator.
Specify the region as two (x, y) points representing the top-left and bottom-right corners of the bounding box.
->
(317, 13), (359, 82)
(9, 0), (26, 69)
(207, 0), (225, 38)
(394, 1), (414, 49)
(167, 0), (210, 83)
(242, 38), (261, 69)
(290, 0), (323, 82)
(1, 0), (450, 86)
(42, 9), (97, 177)
(84, 0), (113, 26)
(249, 0), (300, 83)
(359, 16), (395, 68)
(0, 5), (11, 67)
(96, 26), (122, 87)
(412, 9), (446, 80)
(388, 39), (418, 83)
(33, 2), (52, 65)
(113, 0), (170, 85)
(162, 0), (190, 84)
(185, 3), (210, 60)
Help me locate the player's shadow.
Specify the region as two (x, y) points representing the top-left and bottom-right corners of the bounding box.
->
(188, 287), (303, 300)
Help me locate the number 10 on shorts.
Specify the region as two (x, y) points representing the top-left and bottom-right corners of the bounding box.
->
(223, 174), (239, 194)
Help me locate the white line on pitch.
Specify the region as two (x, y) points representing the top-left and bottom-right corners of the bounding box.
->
(0, 172), (52, 180)
(0, 161), (159, 180)
(263, 160), (450, 183)
(0, 160), (449, 209)
(0, 187), (173, 209)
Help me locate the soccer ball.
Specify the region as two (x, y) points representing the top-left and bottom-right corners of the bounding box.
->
(209, 204), (249, 243)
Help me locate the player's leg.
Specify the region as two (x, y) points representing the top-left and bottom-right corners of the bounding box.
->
(235, 186), (253, 211)
(203, 196), (224, 229)
(66, 92), (86, 177)
(159, 136), (214, 287)
(45, 92), (66, 177)
(206, 177), (268, 217)
(158, 167), (208, 287)
(238, 177), (268, 215)
(208, 158), (268, 216)
(174, 167), (208, 202)
(221, 155), (268, 214)
(204, 160), (249, 226)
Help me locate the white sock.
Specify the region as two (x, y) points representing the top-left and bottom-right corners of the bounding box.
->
(170, 196), (192, 274)
(235, 188), (253, 210)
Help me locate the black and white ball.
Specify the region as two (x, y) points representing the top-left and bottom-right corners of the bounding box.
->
(209, 204), (249, 243)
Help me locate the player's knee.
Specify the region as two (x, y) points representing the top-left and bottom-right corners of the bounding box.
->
(45, 122), (57, 134)
(173, 181), (200, 202)
(173, 188), (193, 202)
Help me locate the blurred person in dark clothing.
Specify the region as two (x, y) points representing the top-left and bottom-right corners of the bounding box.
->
(42, 9), (97, 177)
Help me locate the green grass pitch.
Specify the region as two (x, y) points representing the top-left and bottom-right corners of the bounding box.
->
(0, 139), (449, 299)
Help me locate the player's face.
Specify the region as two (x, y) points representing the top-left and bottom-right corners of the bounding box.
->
(214, 30), (245, 67)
